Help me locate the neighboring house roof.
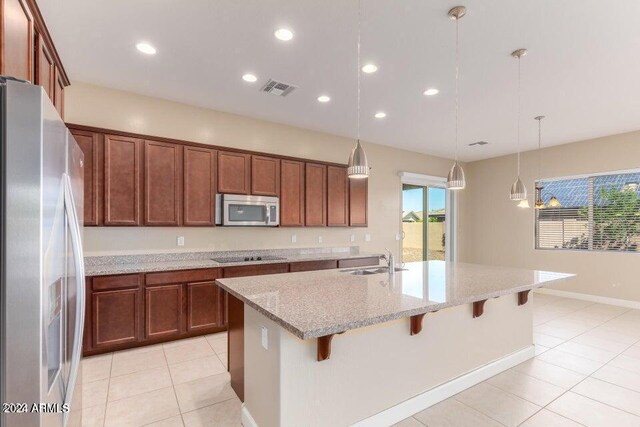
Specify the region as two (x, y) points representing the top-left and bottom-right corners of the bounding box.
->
(540, 173), (640, 209)
(402, 209), (445, 222)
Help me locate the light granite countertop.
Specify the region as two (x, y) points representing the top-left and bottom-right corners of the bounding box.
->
(84, 247), (382, 276)
(216, 261), (575, 339)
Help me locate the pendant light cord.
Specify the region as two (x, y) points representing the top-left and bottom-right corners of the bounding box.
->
(454, 15), (460, 162)
(537, 117), (542, 179)
(356, 0), (361, 143)
(516, 55), (521, 177)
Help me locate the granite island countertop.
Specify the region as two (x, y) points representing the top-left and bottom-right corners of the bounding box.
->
(84, 247), (383, 276)
(215, 261), (575, 339)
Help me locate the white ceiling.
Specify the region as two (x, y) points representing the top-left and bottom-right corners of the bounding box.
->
(39, 0), (640, 161)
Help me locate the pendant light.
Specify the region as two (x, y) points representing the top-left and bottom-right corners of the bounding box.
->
(534, 116), (546, 209)
(347, 0), (369, 179)
(509, 48), (527, 201)
(548, 195), (561, 208)
(446, 6), (466, 190)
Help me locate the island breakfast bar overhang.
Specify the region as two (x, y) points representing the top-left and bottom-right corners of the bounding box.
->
(216, 261), (574, 427)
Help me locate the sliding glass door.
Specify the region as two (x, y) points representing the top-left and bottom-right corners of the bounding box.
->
(402, 184), (448, 262)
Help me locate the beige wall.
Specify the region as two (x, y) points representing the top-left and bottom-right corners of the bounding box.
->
(459, 130), (640, 302)
(66, 82), (455, 256)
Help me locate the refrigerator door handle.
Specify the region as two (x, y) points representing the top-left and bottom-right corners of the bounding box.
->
(62, 173), (85, 418)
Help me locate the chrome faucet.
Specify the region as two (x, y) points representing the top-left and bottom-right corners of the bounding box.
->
(382, 248), (395, 274)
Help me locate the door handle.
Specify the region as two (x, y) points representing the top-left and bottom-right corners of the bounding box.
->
(62, 173), (85, 421)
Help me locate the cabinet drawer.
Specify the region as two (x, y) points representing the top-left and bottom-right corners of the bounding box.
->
(223, 263), (289, 278)
(337, 257), (380, 268)
(289, 260), (337, 272)
(92, 274), (140, 291)
(145, 268), (221, 286)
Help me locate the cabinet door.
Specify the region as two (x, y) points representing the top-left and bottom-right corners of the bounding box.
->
(305, 163), (327, 226)
(146, 285), (183, 339)
(144, 140), (182, 226)
(183, 147), (216, 226)
(2, 0), (33, 82)
(349, 178), (368, 227)
(218, 151), (251, 194)
(35, 33), (54, 102)
(104, 135), (142, 225)
(327, 166), (349, 227)
(186, 281), (222, 331)
(92, 289), (140, 349)
(251, 155), (280, 196)
(280, 160), (304, 226)
(53, 65), (64, 118)
(70, 129), (101, 226)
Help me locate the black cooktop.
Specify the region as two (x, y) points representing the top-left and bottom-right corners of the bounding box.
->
(210, 255), (287, 264)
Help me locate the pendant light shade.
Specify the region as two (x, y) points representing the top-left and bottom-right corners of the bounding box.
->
(447, 161), (466, 190)
(348, 140), (369, 178)
(446, 6), (466, 191)
(518, 199), (530, 208)
(510, 177), (527, 200)
(535, 185), (546, 209)
(548, 196), (561, 208)
(347, 0), (369, 179)
(509, 48), (527, 201)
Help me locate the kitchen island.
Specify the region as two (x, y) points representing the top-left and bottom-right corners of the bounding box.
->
(216, 261), (574, 427)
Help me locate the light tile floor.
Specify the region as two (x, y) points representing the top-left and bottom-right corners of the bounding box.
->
(81, 332), (239, 427)
(81, 294), (640, 427)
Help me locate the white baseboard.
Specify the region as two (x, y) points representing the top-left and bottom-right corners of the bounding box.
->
(534, 288), (640, 310)
(241, 403), (259, 427)
(240, 346), (534, 427)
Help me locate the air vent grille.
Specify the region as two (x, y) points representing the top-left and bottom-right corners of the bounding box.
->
(468, 141), (489, 146)
(261, 79), (296, 97)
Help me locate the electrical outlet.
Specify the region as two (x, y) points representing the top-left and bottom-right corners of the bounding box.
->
(395, 233), (401, 241)
(350, 234), (355, 243)
(261, 326), (269, 350)
(291, 233), (297, 243)
(318, 236), (323, 243)
(365, 234), (371, 242)
(177, 236), (185, 246)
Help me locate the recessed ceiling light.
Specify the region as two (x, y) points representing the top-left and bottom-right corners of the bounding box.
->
(274, 28), (294, 41)
(136, 42), (156, 55)
(242, 73), (258, 83)
(374, 112), (386, 119)
(361, 64), (378, 74)
(317, 95), (331, 103)
(423, 88), (439, 96)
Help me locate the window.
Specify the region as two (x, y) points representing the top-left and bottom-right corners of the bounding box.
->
(535, 171), (640, 252)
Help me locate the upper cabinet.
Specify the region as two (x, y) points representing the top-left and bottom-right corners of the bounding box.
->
(349, 178), (368, 227)
(280, 160), (305, 226)
(1, 0), (70, 117)
(305, 163), (327, 226)
(70, 129), (102, 226)
(218, 151), (251, 194)
(183, 147), (217, 226)
(104, 135), (142, 226)
(144, 140), (182, 226)
(327, 166), (349, 227)
(251, 155), (280, 196)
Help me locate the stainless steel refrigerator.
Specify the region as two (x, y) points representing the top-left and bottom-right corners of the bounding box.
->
(1, 77), (85, 427)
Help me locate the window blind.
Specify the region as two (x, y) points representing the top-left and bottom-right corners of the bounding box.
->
(535, 172), (640, 252)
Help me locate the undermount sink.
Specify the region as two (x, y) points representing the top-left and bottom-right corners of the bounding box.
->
(341, 266), (409, 276)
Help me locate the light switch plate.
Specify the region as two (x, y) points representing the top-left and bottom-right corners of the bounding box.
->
(365, 234), (371, 242)
(261, 326), (268, 350)
(291, 233), (297, 243)
(177, 236), (185, 246)
(318, 236), (323, 243)
(350, 234), (355, 243)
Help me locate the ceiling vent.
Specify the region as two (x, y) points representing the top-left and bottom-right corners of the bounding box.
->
(468, 141), (489, 146)
(261, 79), (296, 97)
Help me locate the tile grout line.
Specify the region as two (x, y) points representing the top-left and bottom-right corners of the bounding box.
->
(103, 353), (113, 427)
(162, 342), (186, 427)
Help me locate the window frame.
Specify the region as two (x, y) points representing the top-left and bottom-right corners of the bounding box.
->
(534, 168), (640, 254)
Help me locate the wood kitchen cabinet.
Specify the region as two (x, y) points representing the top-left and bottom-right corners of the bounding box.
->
(70, 129), (102, 226)
(327, 165), (349, 227)
(145, 285), (183, 339)
(183, 146), (217, 226)
(104, 134), (142, 225)
(349, 178), (368, 227)
(280, 160), (305, 226)
(251, 155), (280, 196)
(1, 0), (69, 115)
(144, 140), (182, 226)
(305, 163), (327, 226)
(186, 282), (224, 331)
(218, 151), (251, 194)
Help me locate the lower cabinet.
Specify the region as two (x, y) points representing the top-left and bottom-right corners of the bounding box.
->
(186, 281), (224, 332)
(146, 284), (183, 339)
(92, 288), (141, 349)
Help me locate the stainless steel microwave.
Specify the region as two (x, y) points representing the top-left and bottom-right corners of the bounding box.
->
(215, 194), (280, 226)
